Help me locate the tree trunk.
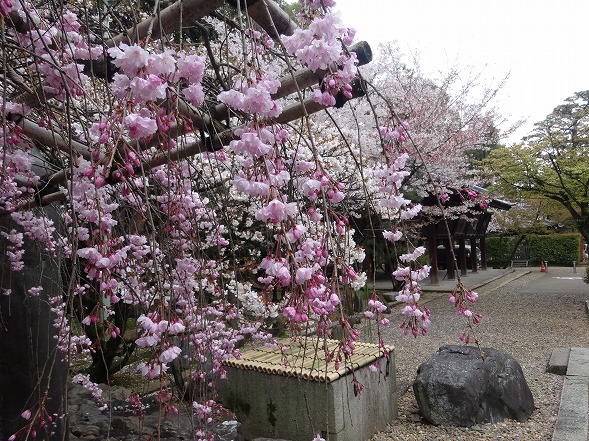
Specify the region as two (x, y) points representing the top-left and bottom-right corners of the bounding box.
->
(0, 207), (68, 441)
(506, 235), (526, 268)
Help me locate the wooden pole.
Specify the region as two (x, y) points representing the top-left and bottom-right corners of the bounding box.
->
(109, 0), (225, 46)
(426, 223), (439, 285)
(459, 237), (467, 276)
(480, 236), (488, 270)
(470, 237), (478, 273)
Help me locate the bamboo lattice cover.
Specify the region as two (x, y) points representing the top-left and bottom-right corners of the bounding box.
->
(223, 339), (393, 383)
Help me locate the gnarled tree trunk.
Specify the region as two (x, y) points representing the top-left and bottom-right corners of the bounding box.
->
(0, 206), (68, 441)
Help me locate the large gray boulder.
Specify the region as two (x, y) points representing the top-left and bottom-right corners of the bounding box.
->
(413, 345), (534, 426)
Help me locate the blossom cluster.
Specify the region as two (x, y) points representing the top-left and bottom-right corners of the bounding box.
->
(449, 283), (483, 344)
(11, 9), (98, 99)
(393, 262), (432, 337)
(72, 374), (108, 411)
(7, 402), (57, 441)
(283, 6), (357, 107)
(135, 313), (185, 378)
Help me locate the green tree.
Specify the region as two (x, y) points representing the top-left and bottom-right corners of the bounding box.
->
(276, 0), (302, 20)
(482, 90), (589, 243)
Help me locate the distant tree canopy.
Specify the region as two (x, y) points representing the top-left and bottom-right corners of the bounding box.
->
(482, 90), (589, 243)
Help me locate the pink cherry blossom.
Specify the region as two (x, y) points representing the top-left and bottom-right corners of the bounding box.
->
(129, 75), (167, 102)
(383, 229), (403, 243)
(135, 334), (159, 347)
(123, 109), (158, 140)
(176, 53), (205, 83)
(399, 246), (426, 263)
(159, 345), (181, 363)
(255, 199), (298, 224)
(147, 49), (176, 76)
(229, 130), (272, 157)
(108, 43), (150, 77)
(295, 267), (314, 284)
(183, 84), (205, 106)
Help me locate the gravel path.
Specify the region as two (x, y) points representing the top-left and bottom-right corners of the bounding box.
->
(367, 268), (589, 441)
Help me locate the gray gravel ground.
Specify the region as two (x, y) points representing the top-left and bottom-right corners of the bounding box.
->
(365, 268), (589, 441)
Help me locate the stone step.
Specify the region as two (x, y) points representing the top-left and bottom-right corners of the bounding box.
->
(552, 347), (589, 441)
(547, 348), (571, 375)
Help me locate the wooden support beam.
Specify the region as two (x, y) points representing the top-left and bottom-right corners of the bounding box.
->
(110, 0), (225, 46)
(211, 41), (371, 123)
(275, 77), (367, 124)
(273, 41), (372, 101)
(226, 0), (297, 38)
(18, 119), (92, 160)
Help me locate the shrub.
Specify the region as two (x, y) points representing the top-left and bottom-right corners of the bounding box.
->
(486, 233), (581, 267)
(526, 233), (581, 265)
(486, 236), (519, 268)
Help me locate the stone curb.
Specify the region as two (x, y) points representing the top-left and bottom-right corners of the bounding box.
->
(552, 347), (589, 441)
(382, 269), (532, 310)
(472, 268), (531, 292)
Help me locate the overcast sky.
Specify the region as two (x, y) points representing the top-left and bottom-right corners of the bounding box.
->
(333, 0), (589, 143)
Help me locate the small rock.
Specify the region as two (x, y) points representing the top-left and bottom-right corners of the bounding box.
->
(110, 418), (128, 430)
(213, 420), (243, 441)
(252, 438), (292, 441)
(408, 405), (420, 414)
(408, 413), (421, 422)
(71, 424), (101, 437)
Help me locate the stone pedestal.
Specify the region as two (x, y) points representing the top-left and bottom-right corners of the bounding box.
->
(221, 339), (396, 441)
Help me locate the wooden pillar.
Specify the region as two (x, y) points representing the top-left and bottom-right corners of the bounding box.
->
(470, 237), (478, 273)
(444, 238), (455, 280)
(458, 237), (467, 276)
(480, 236), (488, 270)
(426, 224), (439, 285)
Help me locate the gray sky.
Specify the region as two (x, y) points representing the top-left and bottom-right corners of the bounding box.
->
(333, 0), (589, 143)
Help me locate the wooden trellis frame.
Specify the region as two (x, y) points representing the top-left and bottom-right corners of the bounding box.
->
(3, 0), (373, 216)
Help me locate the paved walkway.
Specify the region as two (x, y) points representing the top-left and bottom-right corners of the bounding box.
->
(421, 267), (520, 292)
(369, 266), (535, 293)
